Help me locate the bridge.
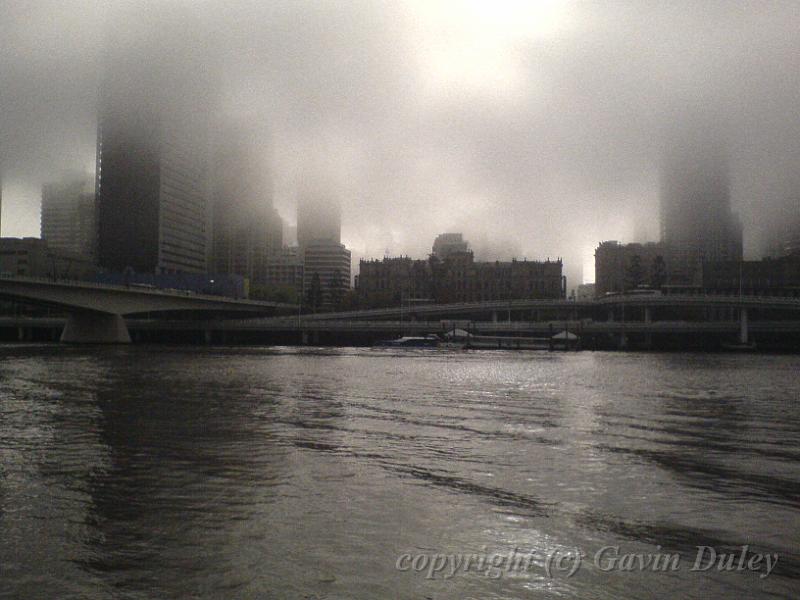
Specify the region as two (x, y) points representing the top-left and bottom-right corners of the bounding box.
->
(246, 293), (799, 347)
(0, 276), (296, 343)
(297, 294), (800, 321)
(1, 277), (799, 348)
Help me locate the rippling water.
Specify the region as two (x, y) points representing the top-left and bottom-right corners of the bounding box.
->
(0, 345), (798, 599)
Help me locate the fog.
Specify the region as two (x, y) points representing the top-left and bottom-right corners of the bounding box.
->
(2, 0), (799, 286)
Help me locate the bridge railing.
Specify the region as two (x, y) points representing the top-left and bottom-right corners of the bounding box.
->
(280, 293), (800, 322)
(0, 274), (296, 309)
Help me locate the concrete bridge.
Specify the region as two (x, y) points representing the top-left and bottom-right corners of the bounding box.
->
(2, 278), (799, 347)
(265, 293), (800, 348)
(5, 316), (800, 349)
(0, 276), (296, 343)
(298, 294), (800, 322)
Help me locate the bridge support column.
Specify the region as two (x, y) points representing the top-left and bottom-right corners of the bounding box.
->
(60, 313), (131, 344)
(739, 307), (749, 344)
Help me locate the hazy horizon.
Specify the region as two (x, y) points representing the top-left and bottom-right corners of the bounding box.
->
(2, 0), (799, 285)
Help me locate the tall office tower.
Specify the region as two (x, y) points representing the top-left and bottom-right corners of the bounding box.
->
(303, 240), (351, 308)
(95, 6), (213, 274)
(41, 173), (96, 259)
(211, 123), (283, 286)
(295, 190), (350, 306)
(659, 126), (743, 284)
(765, 210), (800, 258)
(783, 221), (800, 258)
(297, 195), (341, 248)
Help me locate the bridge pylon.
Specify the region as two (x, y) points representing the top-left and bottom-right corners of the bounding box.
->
(60, 312), (131, 344)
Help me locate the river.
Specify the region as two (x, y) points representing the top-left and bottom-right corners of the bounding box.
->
(0, 345), (798, 599)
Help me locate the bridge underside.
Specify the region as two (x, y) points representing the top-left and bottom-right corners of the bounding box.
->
(60, 312), (132, 344)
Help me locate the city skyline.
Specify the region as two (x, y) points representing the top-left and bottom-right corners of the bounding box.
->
(1, 1), (800, 288)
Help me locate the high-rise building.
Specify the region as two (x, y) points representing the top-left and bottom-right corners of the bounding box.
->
(295, 191), (351, 307)
(659, 127), (742, 284)
(265, 246), (304, 293)
(41, 173), (96, 259)
(769, 213), (800, 258)
(297, 196), (341, 248)
(95, 6), (213, 275)
(432, 233), (469, 260)
(303, 240), (351, 309)
(211, 122), (282, 286)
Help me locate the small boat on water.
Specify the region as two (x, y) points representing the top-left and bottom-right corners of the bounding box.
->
(373, 335), (440, 348)
(720, 341), (757, 352)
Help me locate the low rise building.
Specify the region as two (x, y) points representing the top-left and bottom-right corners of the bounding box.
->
(701, 257), (800, 297)
(357, 256), (434, 307)
(0, 237), (97, 281)
(595, 241), (668, 296)
(576, 283), (596, 300)
(358, 251), (564, 306)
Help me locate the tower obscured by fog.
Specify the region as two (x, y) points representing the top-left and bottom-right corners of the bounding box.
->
(95, 6), (213, 275)
(764, 209), (800, 259)
(211, 122), (282, 286)
(41, 172), (96, 259)
(297, 195), (341, 248)
(296, 194), (350, 309)
(659, 125), (742, 284)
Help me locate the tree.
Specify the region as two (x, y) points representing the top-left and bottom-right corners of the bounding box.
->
(329, 269), (344, 308)
(338, 289), (361, 311)
(650, 255), (667, 290)
(625, 254), (645, 291)
(306, 273), (323, 312)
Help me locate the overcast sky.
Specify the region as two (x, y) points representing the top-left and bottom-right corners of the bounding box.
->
(1, 0), (799, 285)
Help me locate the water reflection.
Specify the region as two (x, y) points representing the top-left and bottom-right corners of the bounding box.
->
(0, 346), (798, 599)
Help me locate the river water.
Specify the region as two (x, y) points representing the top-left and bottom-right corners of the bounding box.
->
(0, 345), (798, 599)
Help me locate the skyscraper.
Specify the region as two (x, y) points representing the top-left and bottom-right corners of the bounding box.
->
(211, 122), (283, 287)
(659, 126), (743, 284)
(41, 173), (96, 259)
(303, 240), (351, 309)
(297, 195), (341, 248)
(295, 193), (351, 307)
(95, 6), (213, 275)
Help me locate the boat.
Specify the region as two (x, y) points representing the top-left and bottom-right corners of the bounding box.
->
(720, 341), (757, 352)
(437, 340), (468, 349)
(373, 335), (440, 348)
